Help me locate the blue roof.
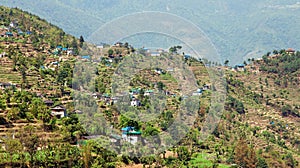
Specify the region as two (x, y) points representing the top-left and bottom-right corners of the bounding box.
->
(236, 64), (245, 67)
(184, 54), (191, 58)
(103, 93), (110, 97)
(26, 31), (32, 35)
(62, 47), (68, 51)
(53, 50), (59, 55)
(56, 45), (63, 49)
(81, 55), (91, 59)
(122, 126), (134, 131)
(5, 32), (13, 35)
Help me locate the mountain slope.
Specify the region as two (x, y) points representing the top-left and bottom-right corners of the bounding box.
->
(2, 1), (300, 64)
(0, 6), (299, 168)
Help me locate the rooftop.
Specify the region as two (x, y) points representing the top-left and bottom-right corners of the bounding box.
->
(286, 48), (295, 52)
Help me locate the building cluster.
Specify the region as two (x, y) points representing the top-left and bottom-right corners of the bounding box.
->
(53, 45), (74, 56)
(0, 21), (32, 38)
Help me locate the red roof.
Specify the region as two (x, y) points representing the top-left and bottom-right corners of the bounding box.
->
(286, 48), (295, 52)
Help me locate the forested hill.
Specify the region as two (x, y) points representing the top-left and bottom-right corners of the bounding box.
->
(0, 6), (78, 49)
(259, 49), (300, 76)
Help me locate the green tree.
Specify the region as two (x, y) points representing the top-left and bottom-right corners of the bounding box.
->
(257, 157), (268, 168)
(37, 106), (52, 130)
(7, 107), (20, 121)
(281, 105), (292, 117)
(108, 49), (114, 56)
(3, 135), (23, 166)
(20, 126), (39, 166)
(157, 81), (165, 91)
(30, 98), (45, 117)
(273, 50), (278, 55)
(143, 125), (159, 137)
(19, 65), (27, 89)
(169, 45), (182, 53)
(0, 98), (6, 110)
(177, 146), (191, 162)
(285, 153), (296, 168)
(224, 60), (229, 66)
(79, 35), (84, 47)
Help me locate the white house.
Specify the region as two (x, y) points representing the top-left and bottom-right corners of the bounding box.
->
(67, 49), (74, 55)
(122, 134), (139, 144)
(234, 64), (245, 72)
(144, 90), (154, 96)
(97, 45), (104, 49)
(121, 127), (141, 145)
(203, 84), (210, 90)
(167, 67), (174, 72)
(0, 82), (15, 89)
(111, 97), (119, 104)
(114, 42), (123, 47)
(192, 92), (202, 96)
(51, 105), (66, 119)
(286, 48), (295, 55)
(0, 52), (6, 58)
(131, 99), (140, 106)
(92, 93), (101, 99)
(9, 21), (17, 28)
(192, 88), (203, 96)
(154, 68), (164, 74)
(150, 52), (160, 56)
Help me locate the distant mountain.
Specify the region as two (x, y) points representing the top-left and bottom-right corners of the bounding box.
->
(2, 0), (300, 64)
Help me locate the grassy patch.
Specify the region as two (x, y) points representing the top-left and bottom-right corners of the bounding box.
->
(160, 73), (177, 82)
(188, 153), (232, 168)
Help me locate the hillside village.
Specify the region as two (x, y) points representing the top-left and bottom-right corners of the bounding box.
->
(0, 6), (299, 168)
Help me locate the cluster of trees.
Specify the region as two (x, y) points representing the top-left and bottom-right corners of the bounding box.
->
(226, 95), (245, 114)
(169, 45), (182, 53)
(260, 50), (300, 75)
(56, 61), (74, 88)
(281, 104), (299, 118)
(0, 90), (50, 129)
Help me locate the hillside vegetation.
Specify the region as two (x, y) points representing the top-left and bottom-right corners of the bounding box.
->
(0, 7), (299, 168)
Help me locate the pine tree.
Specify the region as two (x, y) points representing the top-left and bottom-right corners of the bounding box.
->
(79, 35), (84, 47)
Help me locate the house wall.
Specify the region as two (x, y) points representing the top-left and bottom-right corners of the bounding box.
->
(51, 111), (65, 118)
(122, 134), (139, 144)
